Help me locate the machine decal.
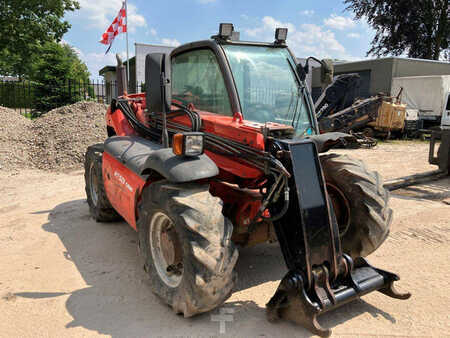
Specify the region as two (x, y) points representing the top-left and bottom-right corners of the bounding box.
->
(114, 170), (133, 192)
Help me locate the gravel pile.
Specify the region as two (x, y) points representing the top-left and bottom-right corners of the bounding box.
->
(0, 106), (31, 171)
(28, 101), (108, 170)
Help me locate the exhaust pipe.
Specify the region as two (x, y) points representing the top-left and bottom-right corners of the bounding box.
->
(116, 54), (128, 97)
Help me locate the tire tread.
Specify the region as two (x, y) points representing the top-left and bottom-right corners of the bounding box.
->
(320, 153), (392, 257)
(138, 181), (237, 317)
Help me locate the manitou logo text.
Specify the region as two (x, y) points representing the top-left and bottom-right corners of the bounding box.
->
(114, 171), (133, 192)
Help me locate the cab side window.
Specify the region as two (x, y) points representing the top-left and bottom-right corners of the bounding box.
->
(171, 49), (232, 116)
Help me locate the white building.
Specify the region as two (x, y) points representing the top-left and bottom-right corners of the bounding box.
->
(99, 43), (174, 98)
(135, 43), (174, 86)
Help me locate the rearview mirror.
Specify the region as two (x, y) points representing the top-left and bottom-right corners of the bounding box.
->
(320, 59), (334, 87)
(296, 63), (307, 82)
(145, 53), (171, 113)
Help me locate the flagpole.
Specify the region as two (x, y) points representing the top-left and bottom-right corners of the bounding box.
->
(124, 0), (130, 85)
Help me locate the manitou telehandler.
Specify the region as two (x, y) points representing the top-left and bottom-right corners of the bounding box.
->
(84, 24), (410, 337)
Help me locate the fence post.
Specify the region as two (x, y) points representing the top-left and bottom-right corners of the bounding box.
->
(12, 81), (15, 111)
(28, 80), (31, 115)
(21, 81), (24, 115)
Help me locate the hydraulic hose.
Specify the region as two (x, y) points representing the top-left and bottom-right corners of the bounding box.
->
(117, 98), (292, 227)
(267, 184), (290, 221)
(248, 175), (290, 232)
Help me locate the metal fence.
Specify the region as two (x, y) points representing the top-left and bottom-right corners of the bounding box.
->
(1, 79), (290, 117)
(0, 79), (146, 116)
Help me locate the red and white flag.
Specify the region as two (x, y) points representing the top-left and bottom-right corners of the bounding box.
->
(99, 2), (127, 53)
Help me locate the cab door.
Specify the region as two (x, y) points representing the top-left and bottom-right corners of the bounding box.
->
(171, 48), (234, 117)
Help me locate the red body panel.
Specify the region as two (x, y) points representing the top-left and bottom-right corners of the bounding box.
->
(104, 95), (283, 237)
(102, 152), (147, 229)
(105, 96), (289, 182)
(210, 181), (265, 228)
(164, 111), (289, 181)
(107, 107), (137, 136)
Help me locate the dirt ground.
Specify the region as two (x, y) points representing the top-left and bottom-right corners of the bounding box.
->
(0, 141), (449, 337)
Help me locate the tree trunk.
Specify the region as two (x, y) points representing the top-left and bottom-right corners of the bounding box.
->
(420, 0), (435, 59)
(433, 0), (448, 60)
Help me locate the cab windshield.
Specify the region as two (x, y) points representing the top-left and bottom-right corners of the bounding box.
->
(222, 44), (314, 135)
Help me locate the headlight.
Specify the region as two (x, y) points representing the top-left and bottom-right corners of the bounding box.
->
(172, 132), (204, 157)
(275, 27), (288, 43)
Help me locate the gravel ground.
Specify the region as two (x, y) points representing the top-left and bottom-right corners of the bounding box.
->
(0, 106), (31, 171)
(0, 106), (448, 337)
(0, 142), (449, 337)
(334, 140), (437, 180)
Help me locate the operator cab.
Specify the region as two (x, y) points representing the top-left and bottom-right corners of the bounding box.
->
(169, 23), (317, 137)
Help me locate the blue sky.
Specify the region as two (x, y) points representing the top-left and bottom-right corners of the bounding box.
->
(63, 0), (375, 79)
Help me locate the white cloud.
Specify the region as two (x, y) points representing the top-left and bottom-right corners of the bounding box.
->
(72, 46), (85, 58)
(245, 16), (295, 37)
(161, 38), (181, 47)
(347, 33), (360, 39)
(55, 42), (137, 78)
(128, 11), (146, 33)
(262, 16), (295, 32)
(323, 14), (356, 30)
(60, 39), (85, 58)
(245, 26), (263, 37)
(76, 50), (130, 78)
(299, 10), (315, 17)
(359, 15), (373, 33)
(294, 24), (346, 55)
(77, 0), (146, 32)
(243, 16), (356, 60)
(145, 28), (157, 37)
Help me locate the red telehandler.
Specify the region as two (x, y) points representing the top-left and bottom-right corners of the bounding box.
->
(84, 24), (410, 337)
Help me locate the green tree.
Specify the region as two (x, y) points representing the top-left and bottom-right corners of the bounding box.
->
(32, 42), (90, 112)
(345, 0), (449, 60)
(0, 0), (79, 77)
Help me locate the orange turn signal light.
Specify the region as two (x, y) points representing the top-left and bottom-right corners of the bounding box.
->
(172, 133), (184, 156)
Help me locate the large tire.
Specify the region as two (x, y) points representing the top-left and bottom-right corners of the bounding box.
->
(138, 180), (238, 317)
(84, 144), (120, 222)
(320, 153), (392, 258)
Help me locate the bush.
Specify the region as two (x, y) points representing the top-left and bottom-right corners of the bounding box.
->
(31, 42), (90, 112)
